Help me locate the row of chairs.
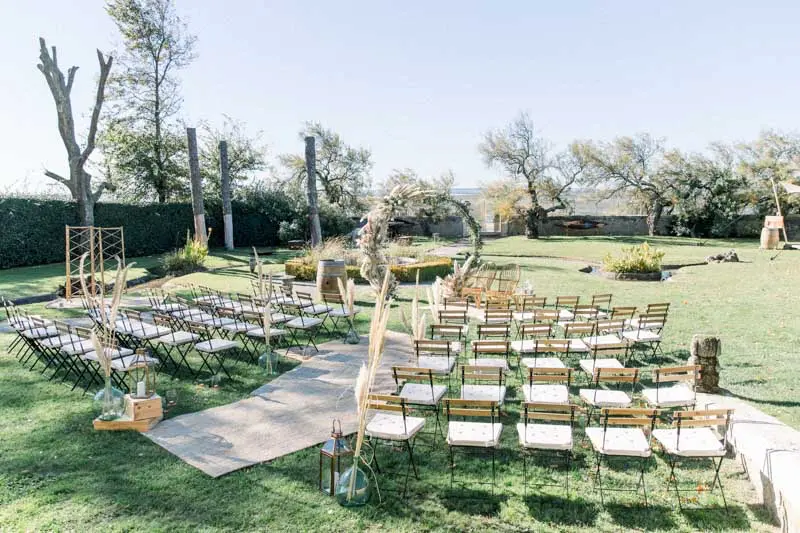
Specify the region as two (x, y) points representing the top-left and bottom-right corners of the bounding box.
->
(364, 393), (734, 509)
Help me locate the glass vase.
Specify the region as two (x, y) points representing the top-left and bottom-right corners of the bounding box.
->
(258, 349), (278, 375)
(93, 380), (125, 421)
(344, 327), (360, 345)
(335, 464), (370, 507)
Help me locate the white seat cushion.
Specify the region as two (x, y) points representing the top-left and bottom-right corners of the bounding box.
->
(285, 317), (323, 329)
(222, 321), (258, 333)
(522, 384), (569, 404)
(579, 358), (624, 375)
(629, 318), (663, 330)
(652, 428), (726, 457)
(558, 309), (575, 320)
(623, 330), (662, 342)
(12, 317), (54, 330)
(199, 317), (236, 328)
(246, 327), (288, 339)
(154, 331), (199, 346)
(269, 312), (295, 324)
(520, 357), (566, 369)
(328, 307), (361, 318)
(60, 339), (96, 355)
(112, 353), (160, 371)
(516, 423), (572, 450)
(586, 427), (651, 457)
(83, 347), (134, 361)
(195, 339), (240, 353)
(170, 308), (207, 319)
(447, 421), (502, 447)
(129, 325), (172, 340)
(461, 384), (506, 404)
(185, 313), (217, 324)
(194, 295), (220, 304)
(38, 334), (82, 348)
(21, 326), (59, 339)
(471, 357), (508, 370)
(579, 389), (632, 408)
(642, 384), (696, 407)
(583, 334), (623, 348)
(153, 302), (187, 313)
(416, 356), (456, 374)
(366, 413), (425, 440)
(400, 383), (447, 406)
(512, 311), (535, 322)
(302, 304), (332, 315)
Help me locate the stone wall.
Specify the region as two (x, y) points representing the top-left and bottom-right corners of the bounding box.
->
(505, 215), (671, 237)
(734, 215), (800, 238)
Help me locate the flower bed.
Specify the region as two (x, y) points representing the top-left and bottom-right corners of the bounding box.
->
(285, 256), (453, 283)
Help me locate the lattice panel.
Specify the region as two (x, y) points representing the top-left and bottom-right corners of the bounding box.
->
(65, 226), (126, 300)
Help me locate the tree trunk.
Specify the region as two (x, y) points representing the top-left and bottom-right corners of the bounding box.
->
(525, 208), (540, 239)
(219, 140), (234, 250)
(305, 136), (322, 247)
(646, 199), (664, 236)
(186, 127), (207, 246)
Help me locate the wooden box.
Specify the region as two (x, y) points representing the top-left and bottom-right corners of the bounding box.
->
(93, 416), (161, 432)
(124, 394), (163, 421)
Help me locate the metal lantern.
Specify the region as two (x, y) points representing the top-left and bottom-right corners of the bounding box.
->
(129, 348), (156, 399)
(319, 419), (353, 496)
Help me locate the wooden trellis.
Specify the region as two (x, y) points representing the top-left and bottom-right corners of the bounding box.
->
(65, 226), (126, 300)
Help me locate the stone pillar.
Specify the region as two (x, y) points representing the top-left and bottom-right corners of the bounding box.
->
(688, 334), (721, 392)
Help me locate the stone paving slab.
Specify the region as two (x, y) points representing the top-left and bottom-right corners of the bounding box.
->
(144, 331), (413, 477)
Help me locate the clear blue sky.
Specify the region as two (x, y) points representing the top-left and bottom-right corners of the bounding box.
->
(2, 0), (800, 194)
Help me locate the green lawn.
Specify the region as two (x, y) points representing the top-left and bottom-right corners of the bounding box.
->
(0, 236), (792, 531)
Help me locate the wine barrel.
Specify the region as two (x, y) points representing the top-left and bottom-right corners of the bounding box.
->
(317, 259), (347, 294)
(760, 227), (780, 250)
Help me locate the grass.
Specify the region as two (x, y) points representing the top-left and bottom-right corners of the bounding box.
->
(0, 236), (792, 531)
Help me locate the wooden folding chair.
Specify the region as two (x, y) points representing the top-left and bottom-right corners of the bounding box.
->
(392, 366), (447, 444)
(586, 407), (658, 506)
(518, 402), (580, 496)
(523, 366), (571, 405)
(652, 408), (734, 509)
(477, 322), (511, 341)
(518, 338), (570, 372)
(428, 324), (464, 355)
(437, 309), (469, 337)
(414, 339), (457, 377)
(444, 398), (503, 494)
(364, 394), (425, 497)
(579, 368), (639, 423)
(642, 365), (700, 409)
(470, 339), (511, 371)
(610, 306), (637, 321)
(460, 364), (506, 405)
(622, 312), (666, 359)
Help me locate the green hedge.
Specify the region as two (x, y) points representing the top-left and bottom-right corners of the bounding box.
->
(0, 194), (351, 269)
(284, 257), (453, 284)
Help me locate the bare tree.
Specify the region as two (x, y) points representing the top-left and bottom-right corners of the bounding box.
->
(479, 113), (577, 238)
(37, 37), (113, 225)
(574, 134), (674, 236)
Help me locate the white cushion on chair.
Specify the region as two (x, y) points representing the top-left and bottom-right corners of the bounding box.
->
(153, 303), (187, 313)
(60, 339), (95, 355)
(416, 356), (456, 374)
(366, 413), (425, 440)
(112, 353), (160, 371)
(586, 427), (651, 457)
(522, 384), (569, 404)
(269, 312), (295, 324)
(471, 358), (508, 370)
(642, 384), (695, 407)
(516, 423), (572, 450)
(285, 317), (323, 329)
(579, 389), (632, 407)
(38, 334), (82, 348)
(83, 347), (134, 361)
(199, 316), (236, 328)
(520, 357), (566, 369)
(461, 385), (506, 404)
(628, 317), (663, 330)
(623, 330), (661, 342)
(558, 309), (575, 320)
(400, 383), (447, 406)
(579, 358), (623, 375)
(447, 421), (502, 447)
(652, 428), (726, 457)
(328, 307), (361, 318)
(246, 327), (288, 339)
(21, 326), (58, 339)
(129, 325), (172, 340)
(154, 331), (198, 346)
(512, 311), (535, 322)
(195, 339), (240, 353)
(584, 334), (623, 347)
(222, 321), (258, 333)
(302, 304), (332, 315)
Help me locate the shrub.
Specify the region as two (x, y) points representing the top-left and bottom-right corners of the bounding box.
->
(162, 231), (208, 276)
(285, 256), (452, 283)
(602, 242), (665, 273)
(278, 220), (305, 243)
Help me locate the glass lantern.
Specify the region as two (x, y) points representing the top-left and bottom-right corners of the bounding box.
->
(319, 419), (353, 496)
(129, 348), (156, 399)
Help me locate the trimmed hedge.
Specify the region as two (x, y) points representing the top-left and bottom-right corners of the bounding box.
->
(284, 257), (453, 284)
(0, 194), (352, 269)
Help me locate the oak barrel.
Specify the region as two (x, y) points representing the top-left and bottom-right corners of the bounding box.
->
(317, 259), (347, 294)
(760, 227), (780, 250)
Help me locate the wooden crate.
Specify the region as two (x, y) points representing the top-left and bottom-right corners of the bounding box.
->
(93, 416), (161, 432)
(124, 394), (163, 421)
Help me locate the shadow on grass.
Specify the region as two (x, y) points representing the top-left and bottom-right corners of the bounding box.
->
(723, 389), (800, 409)
(524, 494), (599, 527)
(680, 504), (751, 531)
(440, 487), (507, 516)
(605, 503), (676, 530)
